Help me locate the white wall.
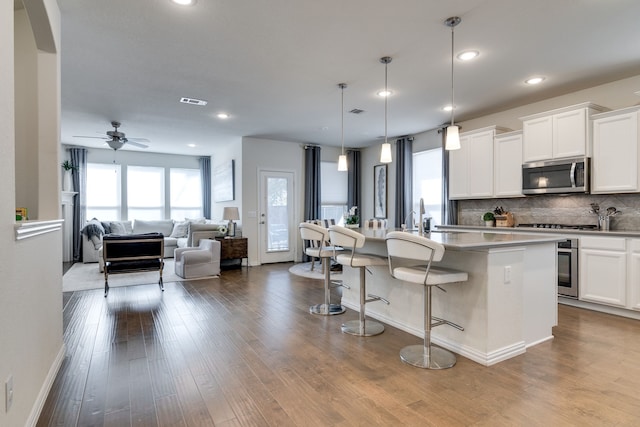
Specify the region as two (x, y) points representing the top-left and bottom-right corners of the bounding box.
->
(241, 137), (305, 265)
(1, 2), (64, 426)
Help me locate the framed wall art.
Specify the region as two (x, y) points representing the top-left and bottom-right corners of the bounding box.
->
(213, 160), (235, 202)
(373, 164), (387, 219)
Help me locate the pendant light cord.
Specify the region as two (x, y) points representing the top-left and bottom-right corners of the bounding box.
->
(341, 84), (345, 155)
(450, 22), (455, 126)
(384, 61), (388, 143)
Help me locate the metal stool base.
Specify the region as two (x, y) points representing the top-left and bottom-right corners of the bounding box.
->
(341, 319), (384, 336)
(309, 303), (346, 315)
(400, 344), (457, 369)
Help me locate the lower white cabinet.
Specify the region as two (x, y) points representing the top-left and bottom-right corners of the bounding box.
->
(579, 236), (627, 307)
(628, 239), (640, 311)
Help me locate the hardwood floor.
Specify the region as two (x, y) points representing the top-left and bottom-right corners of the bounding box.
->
(39, 263), (640, 426)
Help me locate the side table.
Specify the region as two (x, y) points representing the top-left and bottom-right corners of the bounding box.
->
(217, 237), (248, 269)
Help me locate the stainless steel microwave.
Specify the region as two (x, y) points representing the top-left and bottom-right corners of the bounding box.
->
(522, 157), (590, 195)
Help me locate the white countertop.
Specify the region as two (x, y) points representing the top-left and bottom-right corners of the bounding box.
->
(437, 225), (640, 238)
(358, 228), (563, 250)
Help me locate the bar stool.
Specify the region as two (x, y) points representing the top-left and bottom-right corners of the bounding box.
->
(329, 225), (389, 336)
(385, 231), (468, 369)
(299, 222), (346, 315)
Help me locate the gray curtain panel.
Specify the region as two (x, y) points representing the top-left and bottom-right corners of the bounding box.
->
(304, 145), (322, 221)
(69, 147), (87, 261)
(199, 156), (211, 219)
(347, 150), (361, 212)
(394, 137), (413, 228)
(442, 128), (458, 225)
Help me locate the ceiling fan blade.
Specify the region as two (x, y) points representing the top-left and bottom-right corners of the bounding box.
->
(73, 135), (108, 140)
(126, 140), (149, 149)
(126, 137), (151, 143)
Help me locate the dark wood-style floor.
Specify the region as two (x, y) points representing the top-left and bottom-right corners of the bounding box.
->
(39, 263), (640, 426)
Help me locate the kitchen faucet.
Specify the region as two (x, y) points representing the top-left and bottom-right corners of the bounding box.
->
(403, 211), (416, 231)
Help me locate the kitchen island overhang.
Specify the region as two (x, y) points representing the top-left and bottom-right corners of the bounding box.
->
(339, 230), (564, 366)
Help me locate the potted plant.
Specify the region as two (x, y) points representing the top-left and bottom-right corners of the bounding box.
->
(61, 160), (77, 192)
(482, 212), (495, 227)
(345, 206), (360, 228)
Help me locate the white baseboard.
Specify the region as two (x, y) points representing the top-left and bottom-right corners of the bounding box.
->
(26, 344), (66, 427)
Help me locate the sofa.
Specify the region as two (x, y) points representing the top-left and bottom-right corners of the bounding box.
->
(82, 219), (226, 269)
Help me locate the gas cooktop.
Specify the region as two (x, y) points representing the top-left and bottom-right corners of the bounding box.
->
(517, 223), (598, 230)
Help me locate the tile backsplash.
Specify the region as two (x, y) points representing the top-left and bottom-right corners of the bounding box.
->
(458, 193), (640, 231)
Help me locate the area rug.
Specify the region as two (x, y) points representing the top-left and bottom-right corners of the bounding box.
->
(62, 259), (217, 292)
(288, 262), (342, 280)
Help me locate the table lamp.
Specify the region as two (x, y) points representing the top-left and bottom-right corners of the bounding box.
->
(222, 207), (240, 237)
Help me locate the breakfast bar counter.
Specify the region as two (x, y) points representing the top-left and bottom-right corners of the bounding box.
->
(339, 229), (563, 366)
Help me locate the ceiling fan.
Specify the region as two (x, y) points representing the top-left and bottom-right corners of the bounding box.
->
(73, 121), (150, 150)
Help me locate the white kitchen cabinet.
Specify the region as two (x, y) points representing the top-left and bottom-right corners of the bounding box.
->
(591, 106), (640, 193)
(579, 236), (627, 308)
(520, 102), (607, 162)
(494, 131), (523, 197)
(628, 239), (640, 311)
(449, 126), (507, 200)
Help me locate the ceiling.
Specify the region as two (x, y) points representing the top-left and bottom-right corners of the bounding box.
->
(56, 0), (640, 155)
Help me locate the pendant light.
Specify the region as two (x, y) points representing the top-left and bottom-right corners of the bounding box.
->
(337, 83), (348, 171)
(379, 56), (393, 163)
(444, 16), (461, 150)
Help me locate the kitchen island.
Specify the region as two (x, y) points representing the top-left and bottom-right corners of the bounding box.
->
(339, 229), (563, 366)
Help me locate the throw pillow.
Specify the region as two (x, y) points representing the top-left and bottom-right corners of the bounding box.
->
(110, 220), (133, 235)
(170, 221), (189, 238)
(185, 217), (206, 224)
(101, 221), (112, 234)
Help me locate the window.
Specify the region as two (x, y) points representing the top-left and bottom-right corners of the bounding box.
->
(321, 161), (348, 225)
(413, 148), (443, 227)
(86, 163), (121, 221)
(127, 166), (164, 220)
(170, 168), (202, 220)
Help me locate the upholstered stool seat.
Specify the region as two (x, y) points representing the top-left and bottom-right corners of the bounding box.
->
(299, 222), (345, 315)
(386, 231), (468, 369)
(329, 225), (389, 336)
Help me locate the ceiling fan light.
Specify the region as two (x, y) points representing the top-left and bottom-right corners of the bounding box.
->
(338, 154), (348, 171)
(445, 125), (461, 150)
(380, 142), (392, 163)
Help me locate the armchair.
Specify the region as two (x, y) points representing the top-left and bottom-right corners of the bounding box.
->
(174, 238), (221, 279)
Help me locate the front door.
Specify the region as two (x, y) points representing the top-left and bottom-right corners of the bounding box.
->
(258, 170), (296, 264)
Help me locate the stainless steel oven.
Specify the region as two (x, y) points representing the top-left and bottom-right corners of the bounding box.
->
(558, 238), (579, 298)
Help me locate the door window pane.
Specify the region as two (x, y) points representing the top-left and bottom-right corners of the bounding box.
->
(170, 168), (202, 220)
(413, 148), (443, 228)
(128, 166), (164, 220)
(267, 177), (289, 251)
(86, 163), (121, 221)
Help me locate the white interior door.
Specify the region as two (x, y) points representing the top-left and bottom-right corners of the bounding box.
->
(259, 170), (296, 264)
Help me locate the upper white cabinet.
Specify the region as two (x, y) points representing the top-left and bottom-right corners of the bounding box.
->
(449, 126), (509, 200)
(591, 106), (640, 193)
(520, 103), (608, 162)
(494, 131), (523, 197)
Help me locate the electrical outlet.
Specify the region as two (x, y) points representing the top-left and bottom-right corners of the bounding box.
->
(504, 266), (512, 284)
(5, 375), (13, 412)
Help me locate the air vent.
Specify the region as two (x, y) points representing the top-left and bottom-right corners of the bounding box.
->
(180, 97), (208, 106)
(349, 108), (365, 114)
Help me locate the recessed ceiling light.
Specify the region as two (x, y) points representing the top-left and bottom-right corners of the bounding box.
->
(171, 0), (196, 5)
(187, 143), (196, 148)
(442, 105), (456, 112)
(217, 113), (229, 119)
(377, 90), (392, 97)
(457, 50), (479, 61)
(525, 76), (545, 85)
